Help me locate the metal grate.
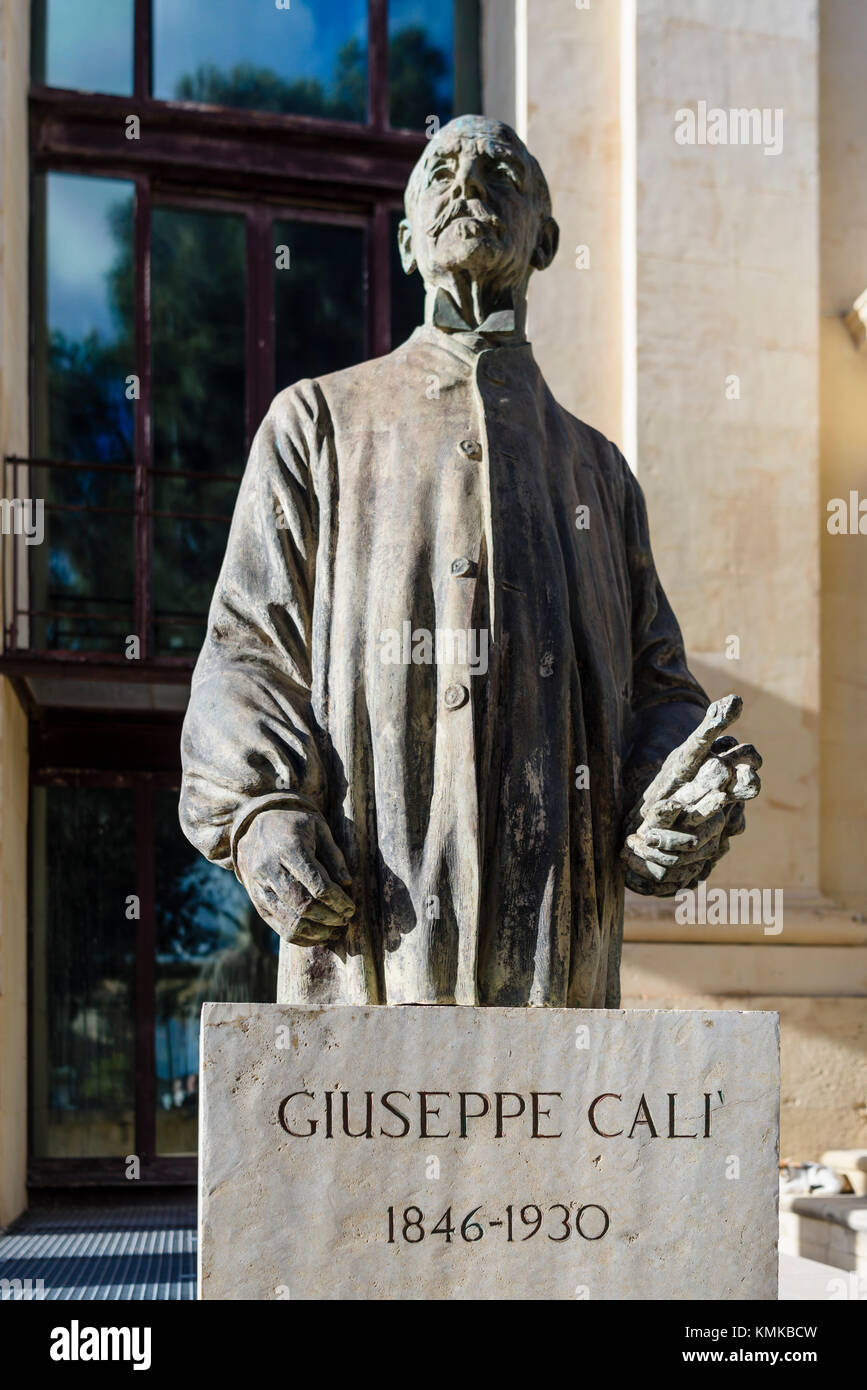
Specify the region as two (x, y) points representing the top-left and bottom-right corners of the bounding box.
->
(0, 1195), (196, 1301)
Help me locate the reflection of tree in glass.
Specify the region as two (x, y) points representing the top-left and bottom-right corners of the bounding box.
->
(156, 857), (251, 962)
(389, 27), (449, 130)
(149, 207), (246, 654)
(174, 38), (367, 122)
(39, 789), (136, 1125)
(38, 194), (135, 649)
(48, 336), (132, 464)
(47, 194), (135, 466)
(151, 209), (246, 478)
(173, 27), (450, 129)
(154, 791), (277, 1034)
(274, 219), (364, 393)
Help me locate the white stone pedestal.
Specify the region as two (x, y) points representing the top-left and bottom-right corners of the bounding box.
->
(198, 1005), (779, 1300)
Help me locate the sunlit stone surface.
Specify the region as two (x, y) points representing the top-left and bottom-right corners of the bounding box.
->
(199, 1004), (779, 1301)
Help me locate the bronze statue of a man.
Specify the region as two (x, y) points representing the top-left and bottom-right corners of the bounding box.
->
(179, 116), (761, 1008)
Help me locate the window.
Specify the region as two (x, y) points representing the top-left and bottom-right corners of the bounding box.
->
(29, 172), (136, 653)
(10, 1), (474, 672)
(30, 716), (278, 1178)
(153, 0), (370, 122)
(17, 0), (478, 1181)
(31, 783), (138, 1161)
(31, 1), (479, 129)
(32, 0), (136, 96)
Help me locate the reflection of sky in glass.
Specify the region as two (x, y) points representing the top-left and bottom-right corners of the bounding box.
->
(389, 0), (453, 102)
(154, 0), (367, 99)
(156, 1016), (199, 1084)
(41, 0), (134, 94)
(388, 0), (453, 55)
(46, 173), (132, 342)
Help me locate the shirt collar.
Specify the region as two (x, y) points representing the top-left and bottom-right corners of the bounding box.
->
(405, 296), (534, 370)
(421, 286), (529, 356)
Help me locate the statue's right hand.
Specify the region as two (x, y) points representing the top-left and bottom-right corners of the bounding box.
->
(235, 807), (355, 947)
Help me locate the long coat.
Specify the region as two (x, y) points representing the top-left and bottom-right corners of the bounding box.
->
(179, 325), (708, 1008)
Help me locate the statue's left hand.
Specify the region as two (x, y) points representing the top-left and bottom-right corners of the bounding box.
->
(622, 695), (762, 896)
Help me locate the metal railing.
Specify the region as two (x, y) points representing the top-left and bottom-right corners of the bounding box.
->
(1, 454), (238, 672)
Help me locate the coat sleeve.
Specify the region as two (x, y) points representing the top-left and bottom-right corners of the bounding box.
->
(179, 380), (332, 871)
(619, 454), (709, 823)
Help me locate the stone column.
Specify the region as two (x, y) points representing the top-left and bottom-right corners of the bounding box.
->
(0, 0), (30, 1228)
(481, 0), (627, 441)
(634, 0), (820, 893)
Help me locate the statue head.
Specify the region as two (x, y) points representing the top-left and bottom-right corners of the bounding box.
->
(398, 116), (560, 305)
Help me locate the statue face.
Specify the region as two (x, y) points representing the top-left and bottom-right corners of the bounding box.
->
(400, 120), (556, 292)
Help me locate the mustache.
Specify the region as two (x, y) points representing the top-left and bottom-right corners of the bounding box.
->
(426, 200), (505, 240)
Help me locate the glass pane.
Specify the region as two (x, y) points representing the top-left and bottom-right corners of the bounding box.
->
(151, 206), (246, 656)
(32, 173), (136, 650)
(154, 789), (278, 1155)
(152, 478), (238, 658)
(390, 209), (425, 348)
(151, 207), (246, 475)
(389, 0), (448, 130)
(274, 220), (365, 390)
(36, 174), (136, 463)
(29, 493), (135, 653)
(154, 0), (368, 122)
(31, 787), (137, 1158)
(389, 0), (481, 130)
(32, 0), (134, 95)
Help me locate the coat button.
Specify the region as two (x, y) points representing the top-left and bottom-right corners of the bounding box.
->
(450, 556), (476, 578)
(459, 439), (482, 459)
(444, 683), (469, 710)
